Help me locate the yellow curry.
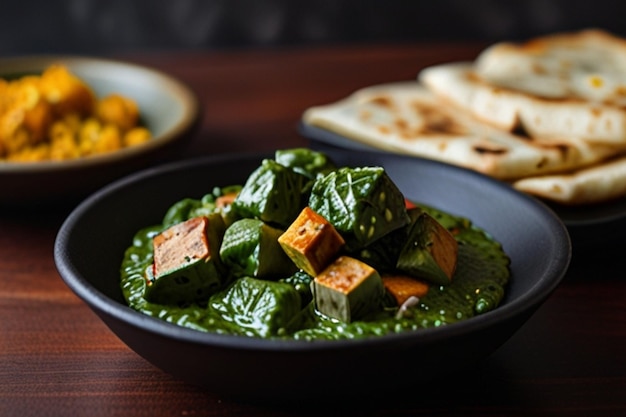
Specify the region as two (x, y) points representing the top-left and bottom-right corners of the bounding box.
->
(0, 64), (151, 162)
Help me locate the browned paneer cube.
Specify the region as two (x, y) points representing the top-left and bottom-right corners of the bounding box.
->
(145, 214), (225, 304)
(215, 191), (238, 209)
(382, 275), (429, 305)
(153, 216), (211, 276)
(312, 256), (384, 323)
(278, 207), (345, 276)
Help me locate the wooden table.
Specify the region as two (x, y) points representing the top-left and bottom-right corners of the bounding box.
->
(1, 43), (625, 417)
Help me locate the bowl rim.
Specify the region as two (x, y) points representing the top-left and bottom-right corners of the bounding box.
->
(0, 54), (200, 174)
(299, 121), (626, 230)
(54, 151), (572, 353)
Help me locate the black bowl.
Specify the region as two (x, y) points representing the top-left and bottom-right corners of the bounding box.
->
(54, 150), (571, 402)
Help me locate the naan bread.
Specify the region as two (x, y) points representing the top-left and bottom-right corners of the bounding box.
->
(303, 29), (626, 205)
(302, 82), (622, 180)
(419, 62), (626, 144)
(475, 29), (626, 106)
(513, 154), (626, 205)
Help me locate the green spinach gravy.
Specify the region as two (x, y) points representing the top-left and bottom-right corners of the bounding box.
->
(120, 194), (510, 341)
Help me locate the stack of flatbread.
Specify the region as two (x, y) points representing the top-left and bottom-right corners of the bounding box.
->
(302, 29), (626, 205)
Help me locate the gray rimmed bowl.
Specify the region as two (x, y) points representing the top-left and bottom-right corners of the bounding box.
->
(0, 55), (199, 208)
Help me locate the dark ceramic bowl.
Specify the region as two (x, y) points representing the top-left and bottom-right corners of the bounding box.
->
(0, 55), (199, 208)
(54, 150), (571, 402)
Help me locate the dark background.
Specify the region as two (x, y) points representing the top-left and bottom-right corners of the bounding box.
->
(1, 0), (625, 54)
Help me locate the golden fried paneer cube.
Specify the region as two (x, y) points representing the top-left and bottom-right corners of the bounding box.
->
(312, 256), (384, 323)
(278, 206), (345, 276)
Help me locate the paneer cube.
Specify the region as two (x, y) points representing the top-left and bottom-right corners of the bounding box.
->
(278, 207), (345, 276)
(381, 275), (429, 305)
(396, 212), (458, 285)
(145, 214), (225, 304)
(312, 256), (384, 323)
(215, 191), (238, 209)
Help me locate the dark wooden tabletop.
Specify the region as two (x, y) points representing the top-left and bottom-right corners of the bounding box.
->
(1, 42), (625, 417)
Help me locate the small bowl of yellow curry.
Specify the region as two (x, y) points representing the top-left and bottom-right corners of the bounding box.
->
(0, 55), (199, 208)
